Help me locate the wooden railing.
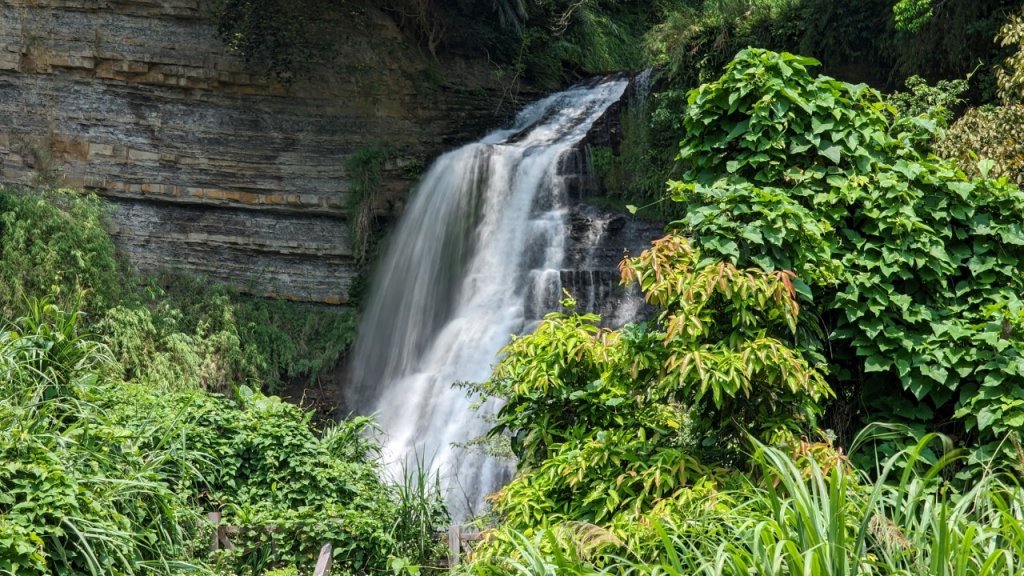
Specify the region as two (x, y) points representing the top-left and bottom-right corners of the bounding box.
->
(206, 511), (334, 575)
(207, 512), (481, 573)
(448, 524), (484, 567)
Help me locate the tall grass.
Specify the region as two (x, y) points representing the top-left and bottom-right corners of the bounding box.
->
(390, 451), (451, 571)
(467, 433), (1024, 576)
(0, 300), (207, 575)
(2, 299), (429, 575)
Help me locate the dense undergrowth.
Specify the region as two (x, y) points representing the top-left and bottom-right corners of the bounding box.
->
(6, 3), (1024, 575)
(0, 302), (445, 575)
(467, 436), (1024, 575)
(593, 0), (1024, 221)
(0, 188), (449, 574)
(457, 41), (1024, 576)
(0, 188), (354, 395)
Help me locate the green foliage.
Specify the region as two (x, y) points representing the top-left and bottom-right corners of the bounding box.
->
(469, 233), (829, 538)
(893, 0), (934, 32)
(468, 433), (1024, 575)
(588, 80), (686, 219)
(997, 6), (1024, 103)
(0, 187), (355, 395)
(390, 454), (451, 567)
(117, 272), (357, 393)
(939, 8), (1024, 187)
(669, 48), (1024, 455)
(188, 394), (407, 573)
(1, 301), (443, 575)
(98, 302), (248, 394)
(649, 0), (1020, 105)
(889, 74), (969, 129)
(0, 185), (424, 570)
(346, 144), (391, 263)
(937, 104), (1024, 186)
(648, 0), (821, 87)
(0, 303), (204, 575)
(513, 0), (648, 87)
(0, 189), (122, 319)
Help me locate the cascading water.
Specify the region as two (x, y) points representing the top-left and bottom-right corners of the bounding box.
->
(346, 78), (629, 517)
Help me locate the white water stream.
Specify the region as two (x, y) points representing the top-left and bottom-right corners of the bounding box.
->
(346, 78), (629, 517)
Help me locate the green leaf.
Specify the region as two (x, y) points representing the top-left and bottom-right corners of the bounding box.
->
(864, 355), (890, 373)
(718, 240), (740, 260)
(920, 364), (949, 385)
(948, 181), (973, 200)
(820, 145), (842, 164)
(740, 228), (764, 244)
(724, 119), (750, 142)
(811, 117), (834, 134)
(978, 157), (996, 178)
(977, 407), (998, 431)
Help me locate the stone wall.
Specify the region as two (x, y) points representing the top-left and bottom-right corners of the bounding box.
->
(0, 0), (510, 303)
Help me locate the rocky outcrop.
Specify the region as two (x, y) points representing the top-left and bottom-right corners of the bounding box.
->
(557, 70), (664, 325)
(0, 0), (511, 303)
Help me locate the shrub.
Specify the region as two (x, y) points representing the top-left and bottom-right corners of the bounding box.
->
(936, 104), (1024, 186)
(1, 301), (440, 575)
(669, 48), (1024, 460)
(0, 303), (203, 575)
(0, 189), (122, 320)
(468, 233), (829, 547)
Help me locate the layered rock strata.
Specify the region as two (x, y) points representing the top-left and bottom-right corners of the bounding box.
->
(0, 0), (509, 303)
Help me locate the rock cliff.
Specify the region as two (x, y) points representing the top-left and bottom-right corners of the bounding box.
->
(0, 0), (511, 303)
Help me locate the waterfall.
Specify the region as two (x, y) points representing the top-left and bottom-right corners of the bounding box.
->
(346, 78), (629, 517)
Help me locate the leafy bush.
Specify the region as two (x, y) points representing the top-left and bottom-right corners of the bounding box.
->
(112, 272), (357, 393)
(467, 432), (1024, 575)
(0, 189), (122, 319)
(0, 302), (204, 575)
(1, 301), (443, 575)
(889, 74), (969, 129)
(997, 5), (1024, 104)
(936, 104), (1024, 186)
(668, 48), (1024, 459)
(467, 232), (829, 549)
(647, 0), (823, 87)
(939, 8), (1024, 187)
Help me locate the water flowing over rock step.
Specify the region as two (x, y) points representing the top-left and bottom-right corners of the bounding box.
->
(347, 76), (660, 520)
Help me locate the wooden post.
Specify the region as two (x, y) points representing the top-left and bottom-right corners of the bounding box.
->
(207, 511), (221, 552)
(220, 525), (237, 551)
(449, 524), (462, 567)
(313, 543), (333, 576)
